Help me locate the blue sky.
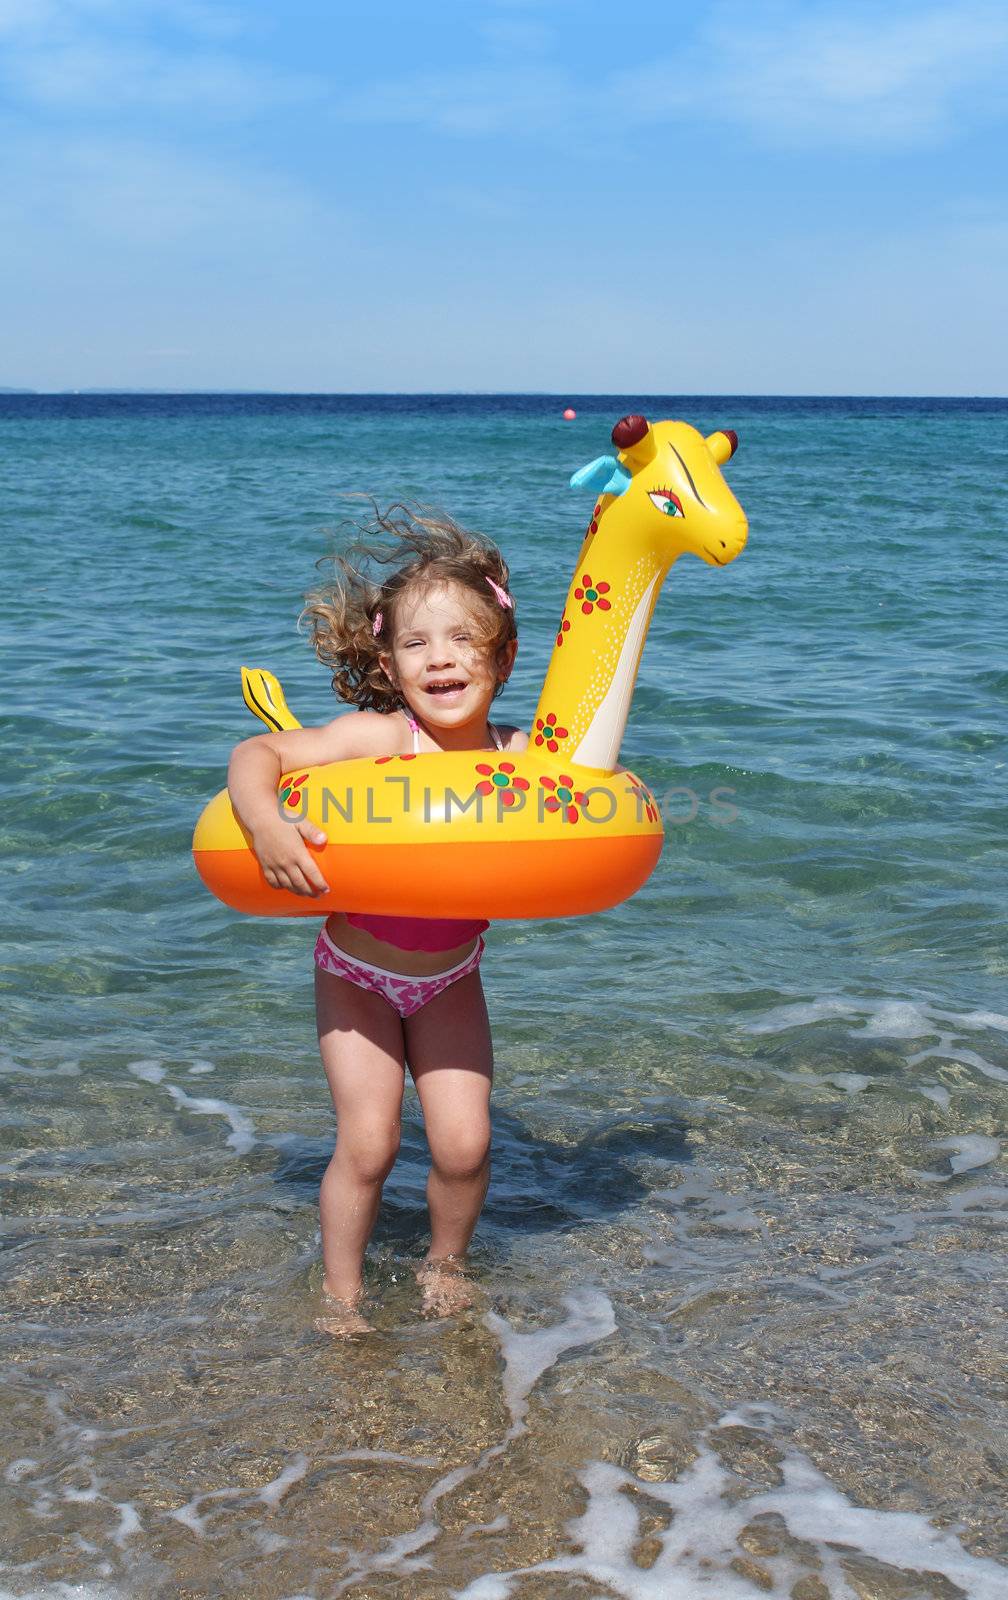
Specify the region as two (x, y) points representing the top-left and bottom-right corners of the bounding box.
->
(1, 0), (1006, 393)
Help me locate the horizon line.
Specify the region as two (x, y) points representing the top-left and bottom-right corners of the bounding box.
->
(2, 388), (1006, 401)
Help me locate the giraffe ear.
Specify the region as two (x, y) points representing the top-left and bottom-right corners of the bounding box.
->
(705, 429), (739, 465)
(569, 456), (632, 496)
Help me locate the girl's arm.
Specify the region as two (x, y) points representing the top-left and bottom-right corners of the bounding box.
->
(227, 711), (395, 897)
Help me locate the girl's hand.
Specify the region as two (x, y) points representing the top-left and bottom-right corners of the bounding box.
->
(228, 711), (401, 898)
(251, 817), (330, 897)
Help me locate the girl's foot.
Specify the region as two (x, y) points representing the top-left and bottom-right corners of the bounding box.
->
(315, 1285), (373, 1338)
(416, 1256), (474, 1319)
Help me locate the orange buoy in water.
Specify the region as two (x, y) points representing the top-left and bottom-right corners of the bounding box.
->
(563, 407), (576, 420)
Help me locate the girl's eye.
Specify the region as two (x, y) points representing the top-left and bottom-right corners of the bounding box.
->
(648, 489), (684, 517)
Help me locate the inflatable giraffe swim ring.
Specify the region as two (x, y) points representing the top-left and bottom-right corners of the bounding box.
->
(192, 415), (748, 919)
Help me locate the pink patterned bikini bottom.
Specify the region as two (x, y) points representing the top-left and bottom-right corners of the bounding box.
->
(313, 925), (485, 1019)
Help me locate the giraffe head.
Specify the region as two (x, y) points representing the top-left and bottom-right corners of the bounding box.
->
(571, 414), (748, 569)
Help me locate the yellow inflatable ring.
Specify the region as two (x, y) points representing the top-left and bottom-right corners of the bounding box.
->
(192, 416), (747, 920)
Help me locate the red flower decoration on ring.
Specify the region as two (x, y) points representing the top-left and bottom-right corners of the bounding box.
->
(279, 772), (308, 809)
(375, 753), (418, 764)
(573, 573), (611, 615)
(556, 614), (571, 647)
(539, 773), (587, 824)
(534, 712), (569, 753)
(474, 760), (530, 807)
(625, 771), (659, 823)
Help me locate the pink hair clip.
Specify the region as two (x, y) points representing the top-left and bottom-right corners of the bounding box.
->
(485, 576), (513, 610)
(372, 610), (383, 637)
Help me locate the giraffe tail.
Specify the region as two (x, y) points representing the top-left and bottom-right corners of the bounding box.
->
(240, 667), (303, 732)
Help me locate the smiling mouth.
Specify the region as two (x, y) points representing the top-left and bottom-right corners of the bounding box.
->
(425, 680), (468, 695)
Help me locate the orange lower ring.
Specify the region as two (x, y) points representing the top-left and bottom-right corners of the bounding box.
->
(193, 834), (662, 920)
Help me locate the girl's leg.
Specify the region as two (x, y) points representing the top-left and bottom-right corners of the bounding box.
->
(404, 969), (494, 1286)
(314, 967), (406, 1306)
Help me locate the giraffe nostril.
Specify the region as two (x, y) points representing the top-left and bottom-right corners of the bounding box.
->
(720, 542), (726, 548)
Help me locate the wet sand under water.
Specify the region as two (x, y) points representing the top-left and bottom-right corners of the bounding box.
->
(1, 999), (1006, 1600)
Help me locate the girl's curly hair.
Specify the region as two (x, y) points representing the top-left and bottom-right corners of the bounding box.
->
(300, 503), (518, 713)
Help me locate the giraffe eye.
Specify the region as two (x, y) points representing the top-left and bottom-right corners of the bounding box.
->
(648, 489), (684, 517)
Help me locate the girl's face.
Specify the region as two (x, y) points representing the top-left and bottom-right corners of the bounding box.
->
(379, 581), (516, 732)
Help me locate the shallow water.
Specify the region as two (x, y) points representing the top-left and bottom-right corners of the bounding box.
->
(1, 394), (1006, 1597)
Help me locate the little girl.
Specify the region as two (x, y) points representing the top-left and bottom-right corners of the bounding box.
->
(227, 507), (525, 1334)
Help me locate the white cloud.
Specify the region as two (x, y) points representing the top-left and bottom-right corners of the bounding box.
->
(328, 1), (1008, 150)
(9, 38), (319, 115)
(612, 1), (1008, 146)
(0, 132), (352, 250)
(5, 1), (1006, 148)
(0, 0), (53, 33)
(0, 0), (308, 116)
(0, 0), (240, 36)
(335, 63), (578, 136)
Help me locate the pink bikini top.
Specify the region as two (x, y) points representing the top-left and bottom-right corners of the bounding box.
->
(344, 713), (504, 952)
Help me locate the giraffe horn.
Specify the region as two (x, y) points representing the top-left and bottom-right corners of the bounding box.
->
(705, 429), (739, 465)
(611, 414), (650, 448)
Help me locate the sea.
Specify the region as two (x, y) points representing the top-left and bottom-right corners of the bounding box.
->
(1, 393), (1006, 1599)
